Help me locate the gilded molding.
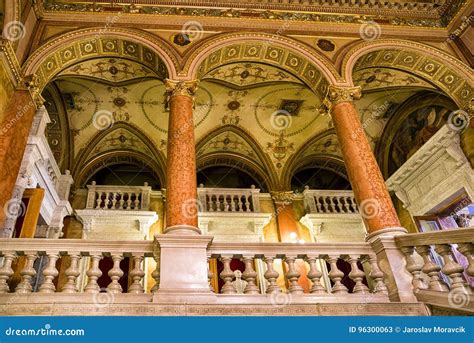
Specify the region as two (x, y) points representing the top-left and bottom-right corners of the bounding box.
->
(0, 39), (22, 86)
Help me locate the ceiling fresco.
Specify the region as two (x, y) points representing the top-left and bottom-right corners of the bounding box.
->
(47, 56), (445, 186)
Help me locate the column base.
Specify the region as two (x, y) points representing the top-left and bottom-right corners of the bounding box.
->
(163, 224), (201, 235)
(154, 233), (214, 301)
(365, 226), (407, 241)
(366, 227), (417, 303)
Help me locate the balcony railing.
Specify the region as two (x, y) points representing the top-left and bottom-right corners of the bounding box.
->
(85, 182), (152, 211)
(303, 187), (358, 214)
(198, 185), (261, 213)
(395, 227), (474, 310)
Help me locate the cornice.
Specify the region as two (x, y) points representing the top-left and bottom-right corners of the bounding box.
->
(40, 0), (448, 28)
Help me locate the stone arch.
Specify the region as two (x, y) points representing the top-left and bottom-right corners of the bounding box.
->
(340, 39), (473, 109)
(196, 125), (277, 190)
(182, 32), (342, 98)
(281, 130), (346, 189)
(22, 27), (180, 91)
(72, 122), (166, 188)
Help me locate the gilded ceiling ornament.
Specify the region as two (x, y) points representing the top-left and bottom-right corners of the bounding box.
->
(266, 132), (295, 167)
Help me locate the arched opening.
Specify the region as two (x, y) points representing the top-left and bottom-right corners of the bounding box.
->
(291, 167), (350, 193)
(197, 166), (266, 192)
(85, 163), (160, 189)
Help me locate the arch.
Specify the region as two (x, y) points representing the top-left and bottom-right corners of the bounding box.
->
(182, 32), (342, 97)
(22, 27), (180, 91)
(281, 130), (345, 189)
(196, 125), (278, 189)
(340, 39), (473, 108)
(72, 122), (166, 188)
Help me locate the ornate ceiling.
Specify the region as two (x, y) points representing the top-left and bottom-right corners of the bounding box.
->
(47, 56), (440, 188)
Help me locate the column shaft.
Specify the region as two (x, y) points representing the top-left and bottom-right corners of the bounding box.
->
(0, 89), (37, 229)
(164, 80), (199, 234)
(327, 86), (400, 234)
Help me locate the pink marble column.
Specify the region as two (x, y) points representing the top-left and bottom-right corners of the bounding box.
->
(325, 86), (402, 236)
(163, 80), (200, 235)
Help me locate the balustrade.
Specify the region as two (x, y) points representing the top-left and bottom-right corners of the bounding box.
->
(396, 228), (474, 309)
(198, 185), (261, 213)
(0, 239), (154, 295)
(303, 187), (358, 214)
(85, 182), (152, 211)
(208, 242), (388, 298)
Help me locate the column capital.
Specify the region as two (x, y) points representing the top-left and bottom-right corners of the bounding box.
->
(165, 79), (198, 98)
(270, 191), (295, 204)
(324, 85), (362, 108)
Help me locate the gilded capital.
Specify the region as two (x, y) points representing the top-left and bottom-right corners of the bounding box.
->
(324, 85), (362, 107)
(271, 191), (295, 204)
(165, 79), (198, 98)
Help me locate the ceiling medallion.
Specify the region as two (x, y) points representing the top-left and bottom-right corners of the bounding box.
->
(316, 39), (335, 52)
(172, 33), (191, 46)
(227, 100), (241, 111)
(113, 97), (127, 107)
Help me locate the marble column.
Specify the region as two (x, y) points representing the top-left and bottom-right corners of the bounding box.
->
(325, 86), (415, 302)
(154, 79), (214, 302)
(0, 83), (39, 230)
(163, 79), (200, 235)
(325, 85), (402, 237)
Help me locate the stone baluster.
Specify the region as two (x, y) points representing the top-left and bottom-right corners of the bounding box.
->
(62, 254), (81, 293)
(16, 253), (38, 294)
(84, 254), (102, 293)
(230, 196), (237, 212)
(238, 196), (244, 212)
(457, 243), (474, 277)
(38, 253), (59, 293)
(207, 257), (214, 293)
(416, 245), (448, 291)
(264, 256), (281, 294)
(111, 193), (118, 209)
(399, 246), (426, 290)
(327, 255), (348, 294)
(151, 250), (160, 292)
(246, 195), (252, 212)
(134, 194), (140, 210)
(107, 254), (124, 293)
(119, 193), (125, 209)
(315, 197), (322, 213)
(306, 256), (326, 294)
(126, 195), (132, 210)
(367, 254), (388, 294)
(128, 255), (145, 294)
(435, 244), (467, 291)
(95, 193), (101, 209)
(242, 256), (259, 294)
(224, 195), (230, 212)
(0, 252), (15, 293)
(216, 195), (222, 212)
(219, 256), (236, 294)
(347, 255), (369, 294)
(285, 256), (304, 294)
